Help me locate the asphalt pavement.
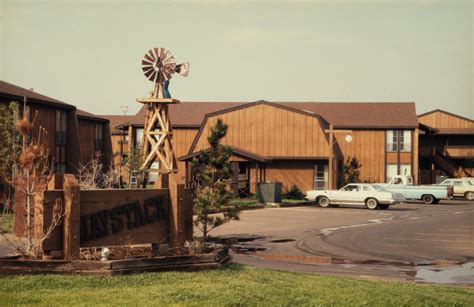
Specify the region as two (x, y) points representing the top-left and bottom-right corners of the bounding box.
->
(210, 199), (474, 284)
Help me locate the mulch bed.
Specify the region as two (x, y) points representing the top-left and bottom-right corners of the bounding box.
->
(0, 248), (230, 275)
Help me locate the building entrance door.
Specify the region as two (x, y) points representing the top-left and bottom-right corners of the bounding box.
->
(231, 162), (251, 196)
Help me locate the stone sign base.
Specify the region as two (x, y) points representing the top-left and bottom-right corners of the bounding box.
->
(0, 248), (229, 275)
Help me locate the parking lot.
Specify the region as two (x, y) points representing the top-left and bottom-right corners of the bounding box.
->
(211, 199), (474, 282)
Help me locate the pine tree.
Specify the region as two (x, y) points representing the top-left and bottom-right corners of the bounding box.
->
(339, 156), (362, 187)
(191, 118), (239, 244)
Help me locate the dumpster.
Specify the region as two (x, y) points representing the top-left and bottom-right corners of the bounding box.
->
(257, 182), (282, 203)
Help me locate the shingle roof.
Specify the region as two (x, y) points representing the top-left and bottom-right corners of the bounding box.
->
(116, 101), (418, 129)
(100, 115), (135, 132)
(286, 102), (418, 128)
(76, 109), (110, 123)
(0, 80), (74, 109)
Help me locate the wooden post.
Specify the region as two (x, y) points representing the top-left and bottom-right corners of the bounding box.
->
(184, 187), (193, 241)
(412, 128), (419, 185)
(47, 173), (64, 190)
(168, 174), (186, 248)
(324, 126), (352, 189)
(62, 174), (81, 260)
(328, 124), (334, 189)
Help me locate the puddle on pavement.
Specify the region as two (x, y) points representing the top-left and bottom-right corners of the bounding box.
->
(270, 239), (295, 243)
(415, 262), (474, 285)
(214, 235), (297, 254)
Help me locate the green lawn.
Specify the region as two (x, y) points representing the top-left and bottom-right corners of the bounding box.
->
(1, 264), (472, 306)
(230, 197), (308, 208)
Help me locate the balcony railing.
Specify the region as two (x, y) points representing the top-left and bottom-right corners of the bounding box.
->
(445, 146), (474, 158)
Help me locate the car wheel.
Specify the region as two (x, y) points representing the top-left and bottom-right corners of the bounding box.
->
(422, 194), (435, 204)
(366, 198), (378, 210)
(318, 196), (330, 208)
(379, 204), (390, 210)
(464, 192), (474, 201)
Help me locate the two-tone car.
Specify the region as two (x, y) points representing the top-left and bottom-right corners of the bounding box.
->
(306, 183), (404, 210)
(437, 178), (474, 200)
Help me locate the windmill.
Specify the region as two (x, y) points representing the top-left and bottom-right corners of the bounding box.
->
(137, 47), (189, 186)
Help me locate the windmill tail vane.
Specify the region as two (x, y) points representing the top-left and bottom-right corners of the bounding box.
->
(175, 62), (190, 77)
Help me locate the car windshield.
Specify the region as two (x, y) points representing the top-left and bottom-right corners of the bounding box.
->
(372, 185), (386, 192)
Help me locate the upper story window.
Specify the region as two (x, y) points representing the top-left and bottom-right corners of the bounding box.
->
(135, 128), (144, 148)
(386, 130), (412, 152)
(55, 110), (67, 145)
(55, 110), (67, 173)
(94, 123), (103, 151)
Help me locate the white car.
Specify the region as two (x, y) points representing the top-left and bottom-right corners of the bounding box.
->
(306, 183), (404, 210)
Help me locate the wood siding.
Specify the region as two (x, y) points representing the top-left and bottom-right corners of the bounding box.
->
(193, 104), (330, 158)
(265, 161), (315, 193)
(28, 104), (57, 155)
(78, 119), (113, 169)
(335, 130), (386, 183)
(418, 111), (474, 129)
(173, 128), (199, 181)
(78, 119), (96, 164)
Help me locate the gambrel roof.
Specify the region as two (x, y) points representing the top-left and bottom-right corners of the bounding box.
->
(116, 100), (418, 130)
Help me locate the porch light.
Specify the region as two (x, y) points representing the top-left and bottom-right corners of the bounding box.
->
(345, 134), (353, 143)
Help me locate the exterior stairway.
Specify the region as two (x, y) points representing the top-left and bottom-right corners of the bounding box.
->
(427, 149), (473, 177)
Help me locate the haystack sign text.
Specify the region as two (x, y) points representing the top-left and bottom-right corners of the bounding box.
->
(80, 196), (167, 243)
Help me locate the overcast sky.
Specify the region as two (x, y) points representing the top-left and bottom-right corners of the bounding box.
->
(1, 0), (472, 118)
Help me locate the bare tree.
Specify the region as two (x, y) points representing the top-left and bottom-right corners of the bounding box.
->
(77, 155), (120, 190)
(2, 108), (64, 257)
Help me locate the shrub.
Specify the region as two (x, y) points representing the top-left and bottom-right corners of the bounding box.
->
(285, 185), (304, 200)
(339, 156), (362, 187)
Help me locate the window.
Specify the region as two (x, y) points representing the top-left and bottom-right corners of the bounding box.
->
(362, 186), (372, 192)
(313, 162), (328, 190)
(386, 131), (397, 152)
(386, 164), (398, 182)
(386, 130), (412, 152)
(386, 164), (411, 182)
(453, 181), (463, 187)
(373, 185), (386, 192)
(94, 123), (103, 151)
(135, 128), (144, 148)
(342, 185), (359, 191)
(55, 110), (67, 173)
(399, 130), (412, 152)
(440, 180), (452, 186)
(400, 164), (411, 176)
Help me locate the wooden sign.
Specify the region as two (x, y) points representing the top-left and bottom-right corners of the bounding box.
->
(18, 174), (191, 260)
(79, 189), (170, 248)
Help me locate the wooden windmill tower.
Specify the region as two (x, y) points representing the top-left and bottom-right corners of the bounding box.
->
(137, 47), (189, 187)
